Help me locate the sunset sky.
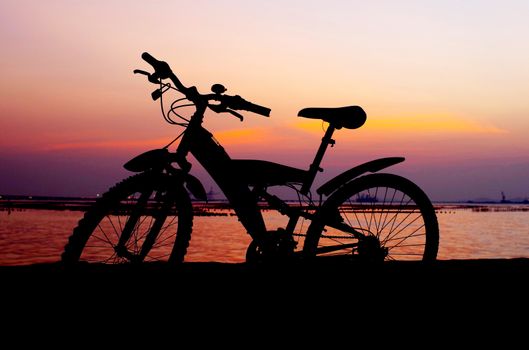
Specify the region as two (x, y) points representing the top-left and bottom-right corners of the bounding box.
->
(1, 0), (528, 201)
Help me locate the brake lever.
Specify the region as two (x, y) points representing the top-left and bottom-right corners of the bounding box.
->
(134, 69), (160, 85)
(208, 103), (243, 121)
(133, 69), (150, 76)
(227, 109), (244, 122)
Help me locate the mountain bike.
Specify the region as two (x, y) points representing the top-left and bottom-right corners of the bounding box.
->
(61, 52), (439, 264)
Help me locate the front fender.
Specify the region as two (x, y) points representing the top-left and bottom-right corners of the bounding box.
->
(316, 157), (405, 197)
(124, 149), (170, 172)
(123, 149), (207, 201)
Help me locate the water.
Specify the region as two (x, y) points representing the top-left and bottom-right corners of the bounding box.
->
(436, 205), (529, 259)
(1, 205), (529, 265)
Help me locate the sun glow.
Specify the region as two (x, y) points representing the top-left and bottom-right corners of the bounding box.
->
(292, 115), (506, 135)
(366, 115), (507, 134)
(43, 138), (172, 152)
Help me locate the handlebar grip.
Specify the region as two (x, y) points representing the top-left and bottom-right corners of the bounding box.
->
(141, 52), (159, 66)
(141, 52), (173, 80)
(241, 101), (271, 117)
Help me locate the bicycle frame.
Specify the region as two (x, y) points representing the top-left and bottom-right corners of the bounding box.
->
(164, 102), (401, 247)
(61, 53), (438, 264)
(132, 52), (408, 250)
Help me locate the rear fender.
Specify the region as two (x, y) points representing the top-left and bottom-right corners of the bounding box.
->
(317, 157), (405, 197)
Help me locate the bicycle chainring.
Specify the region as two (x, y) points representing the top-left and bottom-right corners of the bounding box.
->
(246, 228), (297, 264)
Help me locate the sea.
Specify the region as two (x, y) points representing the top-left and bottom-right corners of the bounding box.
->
(1, 203), (528, 265)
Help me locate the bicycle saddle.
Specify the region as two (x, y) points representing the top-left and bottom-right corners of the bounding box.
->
(298, 105), (366, 129)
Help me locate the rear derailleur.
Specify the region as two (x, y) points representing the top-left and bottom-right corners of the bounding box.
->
(355, 235), (388, 262)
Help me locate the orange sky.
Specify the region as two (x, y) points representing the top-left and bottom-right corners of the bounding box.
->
(1, 1), (528, 201)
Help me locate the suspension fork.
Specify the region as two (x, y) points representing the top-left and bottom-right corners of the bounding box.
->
(137, 190), (174, 261)
(114, 189), (153, 258)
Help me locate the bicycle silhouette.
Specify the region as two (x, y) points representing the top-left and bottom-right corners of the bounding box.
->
(62, 53), (439, 264)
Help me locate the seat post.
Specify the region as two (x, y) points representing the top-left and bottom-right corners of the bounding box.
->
(301, 124), (336, 195)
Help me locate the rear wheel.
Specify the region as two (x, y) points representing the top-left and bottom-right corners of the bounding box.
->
(62, 172), (193, 264)
(303, 174), (439, 261)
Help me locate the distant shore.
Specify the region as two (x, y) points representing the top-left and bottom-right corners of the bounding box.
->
(2, 196), (529, 213)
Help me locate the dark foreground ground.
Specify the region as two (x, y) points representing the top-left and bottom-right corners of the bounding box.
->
(2, 258), (528, 297)
(2, 259), (528, 342)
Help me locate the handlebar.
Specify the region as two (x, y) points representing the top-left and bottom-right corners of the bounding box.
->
(237, 99), (271, 117)
(141, 52), (172, 79)
(141, 52), (187, 91)
(137, 52), (271, 118)
(220, 95), (271, 117)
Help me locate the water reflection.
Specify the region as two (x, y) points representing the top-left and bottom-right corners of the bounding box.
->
(1, 205), (529, 265)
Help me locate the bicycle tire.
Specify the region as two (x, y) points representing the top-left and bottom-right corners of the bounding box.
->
(61, 172), (193, 264)
(303, 173), (439, 261)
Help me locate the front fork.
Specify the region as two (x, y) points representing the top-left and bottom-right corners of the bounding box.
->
(114, 169), (180, 262)
(114, 190), (153, 261)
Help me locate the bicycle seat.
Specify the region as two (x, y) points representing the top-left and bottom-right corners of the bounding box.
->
(298, 105), (366, 129)
(231, 160), (307, 186)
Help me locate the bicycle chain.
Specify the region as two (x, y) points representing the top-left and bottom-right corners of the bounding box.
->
(291, 232), (357, 240)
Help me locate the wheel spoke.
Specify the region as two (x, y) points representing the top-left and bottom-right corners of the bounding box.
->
(65, 174), (193, 264)
(378, 187), (393, 238)
(137, 214), (155, 243)
(92, 229), (114, 246)
(152, 232), (177, 248)
(368, 186), (379, 232)
(116, 213), (123, 238)
(388, 243), (426, 249)
(384, 232), (425, 243)
(106, 214), (121, 241)
(385, 192), (407, 236)
(311, 174), (438, 262)
(382, 213), (423, 245)
(387, 252), (423, 256)
(145, 252), (171, 262)
(102, 252), (120, 264)
(385, 224), (426, 251)
(151, 218), (179, 247)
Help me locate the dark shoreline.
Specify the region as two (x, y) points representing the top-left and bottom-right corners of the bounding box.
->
(2, 198), (529, 213)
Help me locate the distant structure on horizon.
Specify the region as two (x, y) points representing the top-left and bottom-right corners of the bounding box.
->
(465, 192), (529, 204)
(499, 191), (529, 204)
(206, 187), (221, 201)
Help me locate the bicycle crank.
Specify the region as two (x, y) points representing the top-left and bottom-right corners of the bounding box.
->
(245, 228), (297, 264)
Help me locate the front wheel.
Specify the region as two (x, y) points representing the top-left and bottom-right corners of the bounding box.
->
(303, 173), (439, 261)
(61, 172), (193, 264)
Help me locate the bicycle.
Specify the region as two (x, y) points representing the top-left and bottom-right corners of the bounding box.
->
(61, 52), (439, 264)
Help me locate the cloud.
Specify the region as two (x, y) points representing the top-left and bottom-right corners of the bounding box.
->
(365, 115), (507, 134)
(292, 115), (507, 134)
(43, 138), (172, 152)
